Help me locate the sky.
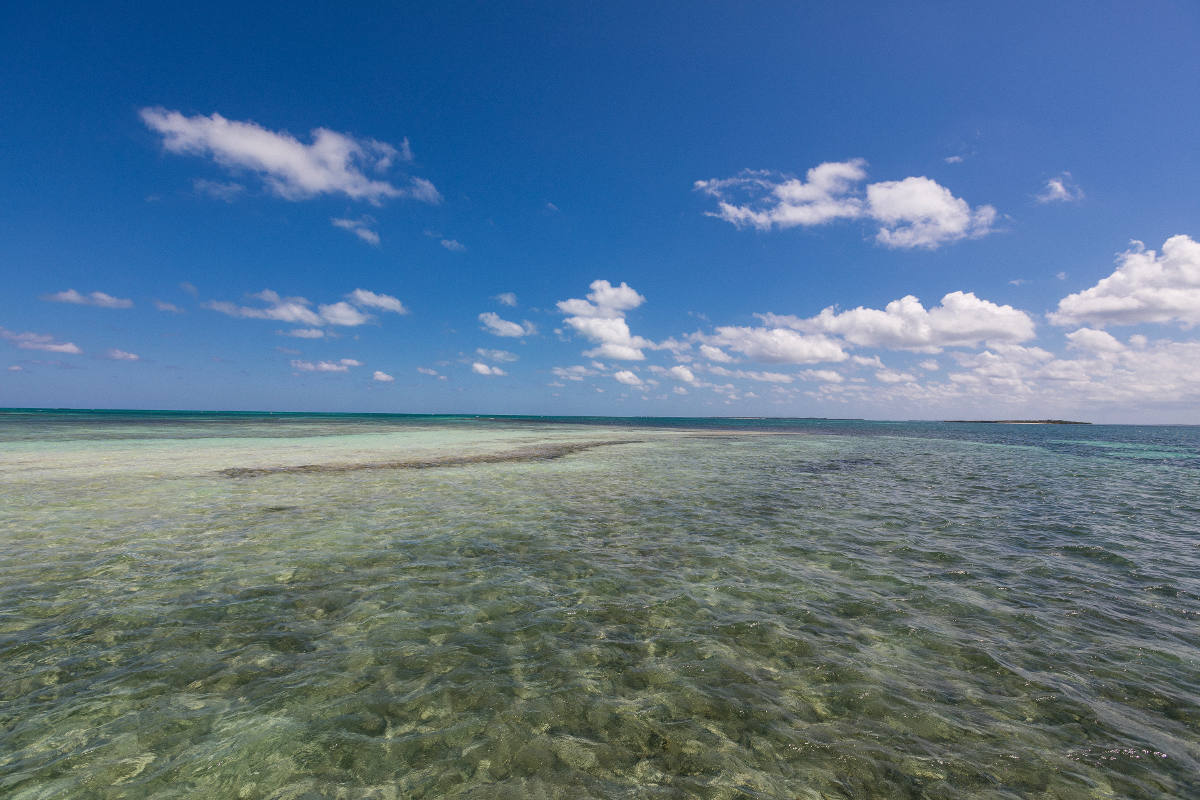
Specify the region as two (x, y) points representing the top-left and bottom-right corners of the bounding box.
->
(2, 2), (1200, 422)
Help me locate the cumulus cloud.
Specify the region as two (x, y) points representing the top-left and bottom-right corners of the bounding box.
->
(557, 280), (652, 360)
(765, 291), (1035, 352)
(695, 160), (997, 248)
(43, 289), (133, 309)
(347, 288), (407, 314)
(0, 327), (82, 354)
(1037, 172), (1084, 204)
(140, 108), (438, 204)
(698, 344), (734, 363)
(613, 369), (643, 386)
(440, 239), (466, 252)
(666, 365), (696, 383)
(372, 370), (395, 382)
(291, 358), (360, 373)
(494, 292), (518, 307)
(472, 362), (506, 376)
(867, 177), (997, 249)
(479, 312), (536, 338)
(417, 366), (440, 376)
(476, 348), (518, 362)
(332, 216), (380, 245)
(1049, 235), (1200, 327)
(704, 326), (847, 365)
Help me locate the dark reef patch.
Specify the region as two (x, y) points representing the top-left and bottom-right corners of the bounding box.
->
(219, 439), (645, 478)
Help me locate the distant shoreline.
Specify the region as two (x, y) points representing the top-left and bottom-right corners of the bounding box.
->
(943, 419), (1091, 425)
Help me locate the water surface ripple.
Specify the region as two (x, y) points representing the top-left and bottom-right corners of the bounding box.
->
(1, 412), (1198, 798)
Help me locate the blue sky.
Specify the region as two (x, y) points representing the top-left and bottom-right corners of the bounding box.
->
(3, 2), (1200, 421)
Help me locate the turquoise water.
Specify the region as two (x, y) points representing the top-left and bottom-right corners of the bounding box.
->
(1, 411), (1198, 799)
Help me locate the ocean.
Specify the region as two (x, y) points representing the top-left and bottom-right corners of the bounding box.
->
(1, 410), (1197, 798)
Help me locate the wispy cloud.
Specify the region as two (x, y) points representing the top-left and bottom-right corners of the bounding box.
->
(331, 216), (380, 245)
(153, 300), (183, 313)
(104, 349), (140, 361)
(479, 311), (536, 337)
(290, 357), (361, 373)
(204, 289), (380, 327)
(494, 292), (518, 307)
(43, 289), (133, 308)
(476, 348), (518, 362)
(0, 327), (82, 354)
(1036, 172), (1084, 204)
(140, 108), (440, 204)
(346, 289), (407, 314)
(193, 178), (244, 202)
(695, 160), (997, 249)
(440, 239), (466, 252)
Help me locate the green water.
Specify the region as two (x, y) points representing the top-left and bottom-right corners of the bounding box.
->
(1, 412), (1197, 798)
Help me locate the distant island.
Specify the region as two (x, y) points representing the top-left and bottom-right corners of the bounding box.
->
(944, 419), (1091, 425)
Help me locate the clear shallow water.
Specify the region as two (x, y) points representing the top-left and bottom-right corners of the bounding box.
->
(1, 411), (1198, 799)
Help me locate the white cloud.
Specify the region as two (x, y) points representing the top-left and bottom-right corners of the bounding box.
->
(153, 300), (183, 313)
(875, 368), (915, 383)
(1066, 327), (1125, 354)
(0, 327), (82, 354)
(104, 349), (140, 361)
(866, 176), (997, 249)
(372, 370), (395, 382)
(140, 108), (439, 204)
(472, 362), (506, 376)
(43, 289), (133, 309)
(698, 344), (733, 363)
(494, 292), (518, 307)
(8, 365), (22, 371)
(705, 326), (847, 364)
(944, 155), (964, 164)
(708, 365), (795, 383)
(770, 291), (1035, 351)
(476, 348), (518, 362)
(919, 359), (940, 371)
(205, 289), (374, 327)
(1049, 235), (1200, 327)
(551, 365), (596, 381)
(695, 160), (996, 248)
(557, 280), (651, 360)
(1036, 172), (1084, 204)
(284, 328), (325, 338)
(441, 239), (466, 252)
(479, 311), (536, 337)
(667, 365), (696, 383)
(332, 216), (380, 245)
(417, 366), (440, 376)
(613, 369), (643, 386)
(291, 358), (359, 373)
(317, 301), (371, 326)
(800, 369), (844, 383)
(347, 288), (407, 314)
